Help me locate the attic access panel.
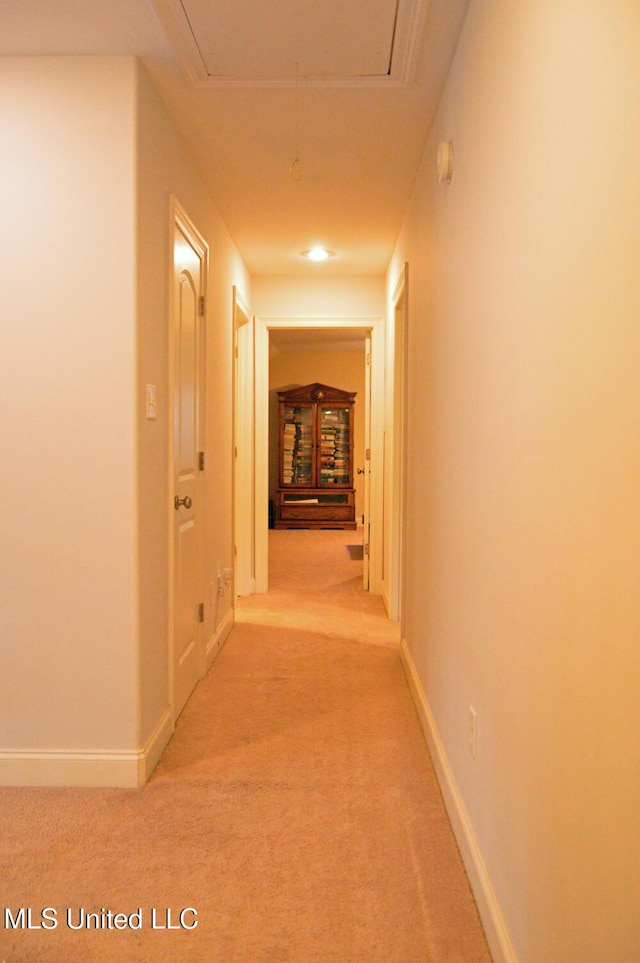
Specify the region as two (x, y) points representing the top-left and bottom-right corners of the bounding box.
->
(154, 0), (426, 87)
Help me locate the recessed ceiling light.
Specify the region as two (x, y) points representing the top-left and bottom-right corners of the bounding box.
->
(302, 247), (334, 262)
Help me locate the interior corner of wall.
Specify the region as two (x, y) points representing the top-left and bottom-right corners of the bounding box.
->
(399, 638), (518, 963)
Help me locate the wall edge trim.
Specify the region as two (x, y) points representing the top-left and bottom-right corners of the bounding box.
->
(0, 707), (175, 789)
(140, 706), (174, 784)
(400, 637), (518, 963)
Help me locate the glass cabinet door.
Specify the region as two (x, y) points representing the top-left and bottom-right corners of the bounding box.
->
(318, 406), (350, 485)
(282, 404), (314, 485)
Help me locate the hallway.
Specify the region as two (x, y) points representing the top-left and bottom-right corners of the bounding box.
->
(3, 6), (640, 959)
(0, 530), (490, 962)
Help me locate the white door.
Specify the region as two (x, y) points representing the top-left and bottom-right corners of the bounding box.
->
(172, 207), (207, 719)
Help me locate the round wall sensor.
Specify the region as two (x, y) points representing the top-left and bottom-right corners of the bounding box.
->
(437, 140), (454, 184)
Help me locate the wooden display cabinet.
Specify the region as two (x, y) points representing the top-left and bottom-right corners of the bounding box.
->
(274, 382), (357, 530)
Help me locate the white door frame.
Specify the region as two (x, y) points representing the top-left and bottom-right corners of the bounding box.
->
(381, 264), (408, 622)
(254, 315), (385, 594)
(362, 334), (372, 590)
(233, 287), (255, 596)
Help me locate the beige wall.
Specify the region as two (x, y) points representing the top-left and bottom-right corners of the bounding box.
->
(389, 2), (640, 960)
(0, 57), (139, 755)
(252, 275), (385, 319)
(0, 56), (250, 783)
(269, 347), (366, 519)
(136, 63), (250, 745)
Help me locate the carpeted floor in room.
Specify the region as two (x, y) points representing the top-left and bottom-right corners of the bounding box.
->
(0, 530), (491, 962)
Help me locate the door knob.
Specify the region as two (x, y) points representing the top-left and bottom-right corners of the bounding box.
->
(174, 495), (193, 510)
(357, 468), (365, 475)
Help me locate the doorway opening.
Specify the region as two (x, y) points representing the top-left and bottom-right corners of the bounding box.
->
(269, 331), (366, 569)
(252, 315), (385, 596)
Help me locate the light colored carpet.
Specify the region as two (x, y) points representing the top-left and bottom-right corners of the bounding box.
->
(0, 530), (491, 962)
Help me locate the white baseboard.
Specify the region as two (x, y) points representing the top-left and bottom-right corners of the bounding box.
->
(0, 607), (235, 788)
(206, 606), (234, 669)
(0, 749), (142, 788)
(0, 707), (174, 789)
(400, 638), (518, 963)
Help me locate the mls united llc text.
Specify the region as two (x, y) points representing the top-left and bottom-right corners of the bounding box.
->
(3, 907), (198, 931)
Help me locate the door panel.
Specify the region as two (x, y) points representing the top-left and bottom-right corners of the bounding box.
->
(172, 214), (205, 719)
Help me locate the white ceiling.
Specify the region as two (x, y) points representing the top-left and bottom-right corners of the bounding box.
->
(0, 0), (469, 276)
